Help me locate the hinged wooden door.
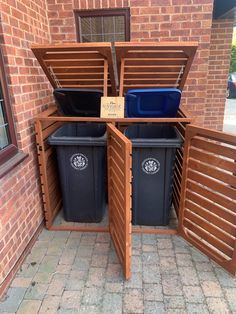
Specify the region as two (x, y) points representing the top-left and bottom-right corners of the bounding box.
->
(179, 125), (236, 275)
(107, 123), (132, 279)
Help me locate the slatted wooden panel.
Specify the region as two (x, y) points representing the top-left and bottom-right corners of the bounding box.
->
(115, 42), (198, 95)
(107, 123), (132, 279)
(179, 125), (236, 276)
(35, 109), (63, 228)
(31, 43), (116, 95)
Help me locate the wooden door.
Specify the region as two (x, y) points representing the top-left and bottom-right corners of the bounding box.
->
(107, 123), (132, 279)
(179, 125), (236, 276)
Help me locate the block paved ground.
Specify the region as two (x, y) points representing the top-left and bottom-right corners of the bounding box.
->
(1, 228), (236, 314)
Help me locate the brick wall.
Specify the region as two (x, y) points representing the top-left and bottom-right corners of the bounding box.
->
(0, 0), (53, 296)
(47, 0), (215, 126)
(205, 19), (234, 130)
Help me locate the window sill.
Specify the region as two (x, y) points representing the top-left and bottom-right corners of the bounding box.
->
(0, 151), (28, 179)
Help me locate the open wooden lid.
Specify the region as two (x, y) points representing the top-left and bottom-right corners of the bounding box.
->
(31, 43), (116, 95)
(114, 42), (198, 95)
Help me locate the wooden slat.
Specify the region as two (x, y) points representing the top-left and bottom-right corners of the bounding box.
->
(188, 158), (236, 187)
(189, 147), (236, 173)
(186, 190), (236, 228)
(186, 180), (236, 214)
(179, 124), (236, 276)
(125, 58), (187, 66)
(183, 219), (233, 258)
(191, 137), (236, 160)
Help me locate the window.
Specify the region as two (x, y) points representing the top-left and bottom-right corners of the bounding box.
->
(75, 8), (130, 42)
(0, 46), (26, 177)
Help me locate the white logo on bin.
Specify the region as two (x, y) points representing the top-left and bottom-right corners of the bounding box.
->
(70, 153), (88, 171)
(142, 158), (160, 175)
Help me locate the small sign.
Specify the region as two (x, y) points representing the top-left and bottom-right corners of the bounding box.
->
(70, 153), (88, 171)
(142, 158), (160, 175)
(100, 97), (124, 118)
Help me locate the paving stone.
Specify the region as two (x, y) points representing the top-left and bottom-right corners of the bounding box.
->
(47, 244), (64, 256)
(142, 252), (159, 265)
(225, 288), (236, 311)
(195, 262), (213, 272)
(215, 268), (236, 287)
(65, 278), (85, 291)
(33, 240), (50, 249)
(106, 263), (123, 282)
(178, 267), (199, 285)
(96, 233), (110, 243)
(198, 271), (218, 282)
(123, 289), (144, 314)
(142, 234), (157, 245)
(164, 296), (185, 309)
(162, 275), (183, 296)
(72, 257), (91, 271)
(60, 290), (83, 309)
(142, 244), (157, 252)
(108, 251), (120, 264)
(157, 238), (173, 249)
(160, 256), (178, 274)
(91, 254), (108, 267)
(59, 249), (76, 265)
(17, 299), (42, 314)
(25, 247), (47, 264)
(24, 283), (48, 300)
(38, 255), (59, 273)
(166, 309), (187, 314)
(87, 267), (106, 287)
(201, 280), (223, 297)
(79, 304), (101, 314)
(93, 242), (110, 255)
(69, 231), (82, 239)
(144, 301), (165, 314)
(105, 282), (123, 293)
(53, 231), (70, 239)
(69, 269), (88, 281)
(176, 254), (193, 267)
(132, 234), (142, 248)
(186, 303), (209, 314)
(144, 283), (163, 301)
(76, 246), (93, 258)
(55, 264), (72, 275)
(82, 287), (103, 304)
(183, 286), (204, 303)
(124, 272), (142, 289)
(159, 249), (175, 257)
(38, 295), (60, 314)
(11, 277), (32, 288)
(18, 263), (39, 278)
(206, 297), (230, 314)
(0, 287), (27, 312)
(80, 234), (97, 246)
(57, 307), (78, 314)
(47, 274), (67, 296)
(38, 229), (55, 241)
(102, 293), (122, 314)
(191, 249), (209, 262)
(33, 272), (53, 284)
(65, 238), (80, 249)
(143, 264), (161, 284)
(131, 255), (142, 272)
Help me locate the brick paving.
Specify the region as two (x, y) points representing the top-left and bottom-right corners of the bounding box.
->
(1, 229), (236, 313)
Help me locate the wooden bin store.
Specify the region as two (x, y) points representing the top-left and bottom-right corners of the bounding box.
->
(33, 42), (236, 279)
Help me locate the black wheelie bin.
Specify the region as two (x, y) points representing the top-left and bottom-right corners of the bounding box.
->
(48, 123), (107, 223)
(125, 124), (182, 226)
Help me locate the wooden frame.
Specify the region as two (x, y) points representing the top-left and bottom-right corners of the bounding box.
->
(74, 8), (130, 42)
(35, 105), (192, 234)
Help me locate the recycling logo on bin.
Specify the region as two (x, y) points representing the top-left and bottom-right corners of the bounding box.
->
(142, 158), (160, 175)
(70, 153), (88, 171)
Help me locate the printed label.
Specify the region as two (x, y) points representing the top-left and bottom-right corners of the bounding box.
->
(70, 153), (88, 171)
(142, 158), (160, 175)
